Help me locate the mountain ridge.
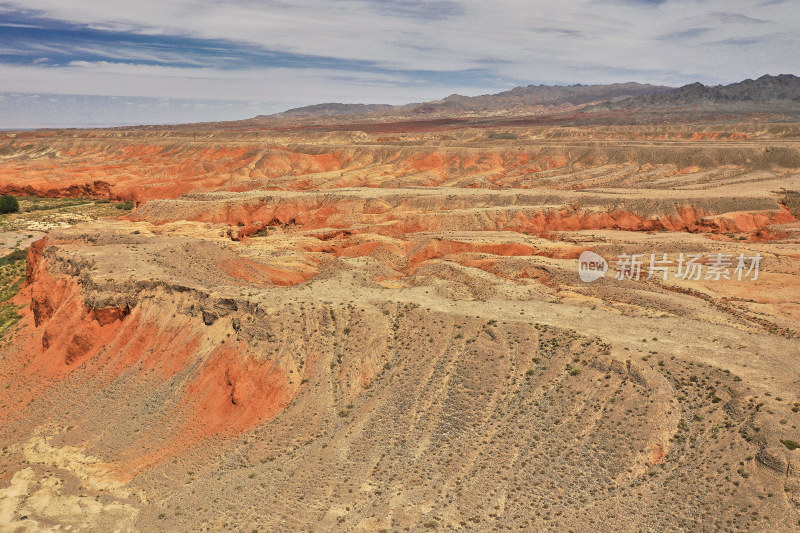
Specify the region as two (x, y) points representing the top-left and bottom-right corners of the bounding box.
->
(600, 74), (800, 109)
(260, 81), (675, 121)
(248, 75), (799, 126)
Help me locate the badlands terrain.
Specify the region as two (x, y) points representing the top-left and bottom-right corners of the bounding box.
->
(0, 79), (800, 532)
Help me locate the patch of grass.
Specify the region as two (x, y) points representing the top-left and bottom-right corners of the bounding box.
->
(0, 249), (26, 267)
(0, 249), (26, 340)
(0, 196), (134, 231)
(487, 132), (519, 140)
(780, 439), (799, 451)
(17, 196), (93, 212)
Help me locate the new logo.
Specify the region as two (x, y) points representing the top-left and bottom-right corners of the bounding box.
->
(578, 251), (608, 283)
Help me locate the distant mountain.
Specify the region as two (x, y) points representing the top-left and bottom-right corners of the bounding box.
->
(249, 83), (675, 122)
(411, 82), (674, 114)
(262, 103), (395, 118)
(257, 82), (675, 122)
(227, 75), (800, 129)
(605, 74), (800, 108)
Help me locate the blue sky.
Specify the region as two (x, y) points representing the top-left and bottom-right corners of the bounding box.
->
(1, 0), (798, 128)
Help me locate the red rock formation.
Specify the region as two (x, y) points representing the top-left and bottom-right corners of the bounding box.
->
(2, 239), (294, 465)
(184, 346), (290, 438)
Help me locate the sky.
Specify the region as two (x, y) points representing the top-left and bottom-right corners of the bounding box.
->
(0, 0), (798, 128)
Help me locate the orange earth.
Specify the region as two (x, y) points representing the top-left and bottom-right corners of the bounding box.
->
(0, 120), (799, 531)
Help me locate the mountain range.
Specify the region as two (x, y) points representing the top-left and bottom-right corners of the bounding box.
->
(258, 74), (800, 124)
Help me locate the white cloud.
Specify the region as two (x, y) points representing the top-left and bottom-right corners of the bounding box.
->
(0, 62), (498, 105)
(2, 0), (797, 83)
(0, 0), (798, 127)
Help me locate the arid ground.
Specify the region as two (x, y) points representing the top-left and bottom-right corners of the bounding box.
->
(0, 116), (799, 531)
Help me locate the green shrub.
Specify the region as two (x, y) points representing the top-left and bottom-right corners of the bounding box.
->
(780, 439), (799, 451)
(488, 132), (519, 140)
(115, 200), (135, 210)
(0, 195), (19, 214)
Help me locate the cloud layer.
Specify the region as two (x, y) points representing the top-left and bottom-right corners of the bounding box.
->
(1, 0), (798, 127)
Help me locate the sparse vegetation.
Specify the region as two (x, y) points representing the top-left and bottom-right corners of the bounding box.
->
(0, 249), (26, 340)
(487, 132), (519, 140)
(0, 196), (136, 231)
(17, 196), (92, 212)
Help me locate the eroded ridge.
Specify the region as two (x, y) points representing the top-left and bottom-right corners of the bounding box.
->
(0, 124), (799, 531)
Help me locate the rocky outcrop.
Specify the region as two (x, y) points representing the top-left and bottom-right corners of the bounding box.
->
(133, 189), (798, 239)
